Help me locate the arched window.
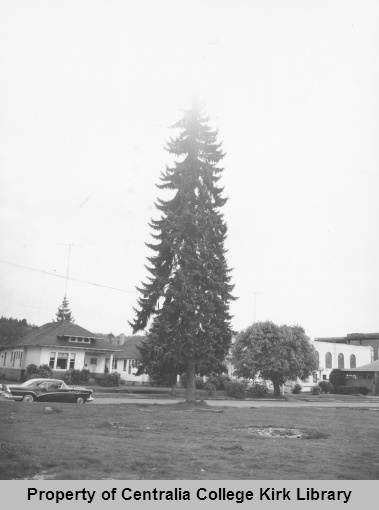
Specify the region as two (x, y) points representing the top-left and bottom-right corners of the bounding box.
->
(325, 352), (332, 368)
(315, 351), (319, 368)
(350, 354), (356, 369)
(338, 353), (344, 369)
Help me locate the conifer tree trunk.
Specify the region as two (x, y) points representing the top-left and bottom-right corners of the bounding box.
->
(186, 358), (196, 403)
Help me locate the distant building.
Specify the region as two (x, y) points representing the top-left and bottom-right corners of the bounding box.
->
(310, 340), (373, 384)
(342, 360), (379, 394)
(111, 335), (149, 385)
(315, 333), (379, 361)
(227, 337), (374, 392)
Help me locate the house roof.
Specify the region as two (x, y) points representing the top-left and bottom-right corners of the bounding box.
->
(0, 321), (122, 352)
(113, 335), (146, 359)
(315, 333), (379, 344)
(342, 360), (379, 372)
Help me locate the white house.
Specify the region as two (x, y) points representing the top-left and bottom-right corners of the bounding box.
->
(111, 335), (148, 385)
(0, 320), (122, 382)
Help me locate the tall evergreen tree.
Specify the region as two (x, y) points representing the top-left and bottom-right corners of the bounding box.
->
(136, 335), (184, 394)
(55, 295), (74, 322)
(130, 100), (235, 402)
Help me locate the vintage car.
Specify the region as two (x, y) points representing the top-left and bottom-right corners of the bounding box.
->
(4, 378), (93, 404)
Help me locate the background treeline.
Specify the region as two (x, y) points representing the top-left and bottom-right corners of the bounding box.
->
(0, 316), (37, 345)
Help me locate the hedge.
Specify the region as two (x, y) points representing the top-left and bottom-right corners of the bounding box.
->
(335, 386), (369, 395)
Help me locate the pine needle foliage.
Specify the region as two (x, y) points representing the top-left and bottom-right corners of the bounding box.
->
(130, 100), (235, 402)
(55, 296), (74, 322)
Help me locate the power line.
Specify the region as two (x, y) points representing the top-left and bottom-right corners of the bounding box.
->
(0, 298), (54, 313)
(0, 259), (137, 294)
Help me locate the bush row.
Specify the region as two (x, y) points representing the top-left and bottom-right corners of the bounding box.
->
(334, 386), (369, 395)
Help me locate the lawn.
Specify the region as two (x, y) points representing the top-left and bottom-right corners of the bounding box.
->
(1, 400), (378, 480)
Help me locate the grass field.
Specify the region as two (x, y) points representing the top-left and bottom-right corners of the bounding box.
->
(1, 400), (379, 480)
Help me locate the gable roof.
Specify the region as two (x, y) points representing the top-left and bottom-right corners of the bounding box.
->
(342, 360), (379, 372)
(0, 321), (121, 352)
(113, 335), (146, 359)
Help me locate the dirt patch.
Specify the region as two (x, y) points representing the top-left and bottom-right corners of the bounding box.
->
(175, 400), (210, 408)
(235, 426), (329, 440)
(221, 444), (244, 454)
(26, 471), (57, 480)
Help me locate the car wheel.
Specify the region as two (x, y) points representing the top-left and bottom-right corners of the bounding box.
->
(76, 396), (85, 404)
(23, 394), (34, 403)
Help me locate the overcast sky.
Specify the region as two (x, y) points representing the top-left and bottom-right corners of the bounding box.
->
(1, 0), (378, 339)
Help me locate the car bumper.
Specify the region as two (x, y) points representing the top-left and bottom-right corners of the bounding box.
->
(0, 392), (15, 401)
(86, 396), (94, 402)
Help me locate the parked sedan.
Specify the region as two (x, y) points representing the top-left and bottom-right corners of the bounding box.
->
(5, 378), (93, 404)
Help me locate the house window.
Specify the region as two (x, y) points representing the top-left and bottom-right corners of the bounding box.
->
(69, 353), (76, 369)
(49, 352), (56, 369)
(338, 353), (344, 369)
(112, 359), (118, 370)
(12, 351), (23, 368)
(350, 354), (356, 369)
(322, 375), (327, 380)
(56, 352), (69, 370)
(90, 357), (97, 365)
(325, 352), (332, 369)
(128, 359), (136, 374)
(123, 360), (127, 371)
(69, 337), (90, 343)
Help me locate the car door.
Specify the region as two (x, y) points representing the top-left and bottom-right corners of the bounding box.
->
(31, 381), (51, 401)
(54, 382), (77, 402)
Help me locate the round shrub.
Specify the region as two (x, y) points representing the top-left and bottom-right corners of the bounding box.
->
(247, 382), (268, 398)
(329, 369), (346, 390)
(65, 369), (91, 385)
(38, 364), (53, 378)
(101, 372), (121, 387)
(291, 383), (302, 394)
(225, 380), (247, 399)
(206, 374), (231, 390)
(311, 385), (320, 395)
(318, 381), (334, 394)
(26, 364), (38, 377)
(26, 363), (52, 380)
(204, 382), (216, 396)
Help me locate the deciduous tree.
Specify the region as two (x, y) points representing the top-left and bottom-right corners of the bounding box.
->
(231, 321), (318, 396)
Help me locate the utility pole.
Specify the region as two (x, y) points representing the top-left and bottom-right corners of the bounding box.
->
(56, 243), (81, 297)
